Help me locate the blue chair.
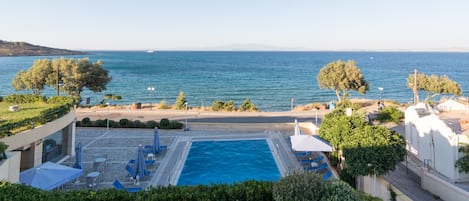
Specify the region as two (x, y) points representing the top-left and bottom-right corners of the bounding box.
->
(323, 170), (332, 180)
(113, 180), (142, 193)
(300, 155), (324, 164)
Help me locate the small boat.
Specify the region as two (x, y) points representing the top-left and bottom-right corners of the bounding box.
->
(146, 50), (154, 53)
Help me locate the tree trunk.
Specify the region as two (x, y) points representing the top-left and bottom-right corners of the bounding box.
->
(335, 89), (342, 102)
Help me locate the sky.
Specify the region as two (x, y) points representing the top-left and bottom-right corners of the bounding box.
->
(1, 0), (469, 51)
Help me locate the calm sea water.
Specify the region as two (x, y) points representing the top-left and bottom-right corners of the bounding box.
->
(1, 51), (468, 111)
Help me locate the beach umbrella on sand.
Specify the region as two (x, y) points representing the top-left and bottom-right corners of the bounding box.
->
(135, 145), (147, 180)
(153, 127), (161, 154)
(73, 143), (82, 169)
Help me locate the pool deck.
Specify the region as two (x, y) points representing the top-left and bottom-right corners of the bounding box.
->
(61, 123), (303, 190)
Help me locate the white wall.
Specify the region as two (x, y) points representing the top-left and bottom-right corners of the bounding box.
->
(0, 151), (21, 183)
(405, 105), (469, 182)
(422, 169), (469, 201)
(358, 175), (412, 201)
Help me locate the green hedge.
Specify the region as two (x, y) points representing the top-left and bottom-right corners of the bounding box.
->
(4, 94), (46, 104)
(0, 180), (273, 201)
(76, 118), (184, 129)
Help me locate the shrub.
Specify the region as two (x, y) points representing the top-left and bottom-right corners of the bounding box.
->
(0, 142), (9, 160)
(212, 100), (225, 111)
(4, 94), (46, 104)
(119, 118), (130, 126)
(160, 118), (170, 128)
(81, 117), (91, 125)
(169, 121), (184, 129)
(95, 119), (106, 127)
(225, 100), (235, 111)
(321, 180), (361, 201)
(146, 120), (158, 128)
(159, 99), (168, 109)
(0, 96), (3, 102)
(239, 99), (258, 112)
(175, 91), (187, 110)
(338, 169), (356, 188)
(47, 96), (75, 106)
(132, 120), (143, 128)
(0, 180), (272, 201)
(376, 106), (404, 124)
(109, 120), (119, 128)
(273, 172), (324, 201)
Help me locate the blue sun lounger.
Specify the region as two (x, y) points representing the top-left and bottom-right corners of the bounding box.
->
(113, 180), (142, 193)
(128, 159), (156, 165)
(323, 170), (332, 180)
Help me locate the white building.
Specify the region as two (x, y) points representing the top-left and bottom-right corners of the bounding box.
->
(405, 101), (469, 182)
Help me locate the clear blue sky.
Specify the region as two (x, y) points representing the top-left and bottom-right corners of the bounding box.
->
(1, 0), (468, 51)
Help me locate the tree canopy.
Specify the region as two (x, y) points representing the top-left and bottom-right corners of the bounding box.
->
(317, 60), (369, 102)
(12, 59), (53, 95)
(319, 108), (406, 177)
(11, 57), (111, 99)
(407, 72), (462, 102)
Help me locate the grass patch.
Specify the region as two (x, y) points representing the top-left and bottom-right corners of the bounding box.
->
(0, 102), (61, 122)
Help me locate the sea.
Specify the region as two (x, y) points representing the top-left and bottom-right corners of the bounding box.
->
(1, 51), (468, 111)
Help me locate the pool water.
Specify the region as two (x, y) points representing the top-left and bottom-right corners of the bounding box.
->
(177, 140), (280, 186)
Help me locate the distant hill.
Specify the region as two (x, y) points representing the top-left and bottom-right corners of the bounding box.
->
(0, 40), (85, 56)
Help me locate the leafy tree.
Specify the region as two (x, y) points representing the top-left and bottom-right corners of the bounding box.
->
(239, 98), (258, 112)
(407, 72), (462, 102)
(317, 60), (369, 102)
(175, 91), (187, 110)
(456, 143), (469, 173)
(47, 58), (111, 99)
(341, 125), (406, 176)
(319, 109), (368, 148)
(11, 59), (53, 95)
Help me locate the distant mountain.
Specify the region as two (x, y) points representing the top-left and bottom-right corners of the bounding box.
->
(0, 40), (85, 56)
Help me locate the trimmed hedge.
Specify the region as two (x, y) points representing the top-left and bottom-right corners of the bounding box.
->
(4, 94), (46, 104)
(0, 180), (273, 201)
(77, 118), (184, 129)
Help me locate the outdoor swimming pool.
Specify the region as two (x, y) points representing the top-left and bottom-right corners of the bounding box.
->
(177, 139), (280, 186)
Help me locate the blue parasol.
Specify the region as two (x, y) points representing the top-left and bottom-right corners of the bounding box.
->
(73, 143), (82, 169)
(135, 145), (147, 180)
(153, 127), (161, 154)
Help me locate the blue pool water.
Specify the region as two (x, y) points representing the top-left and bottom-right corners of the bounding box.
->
(177, 140), (280, 186)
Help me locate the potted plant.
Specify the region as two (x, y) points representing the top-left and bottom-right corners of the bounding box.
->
(0, 142), (8, 160)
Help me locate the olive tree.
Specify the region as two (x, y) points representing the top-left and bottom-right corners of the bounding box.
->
(317, 60), (369, 102)
(11, 59), (53, 95)
(407, 72), (462, 102)
(47, 57), (111, 98)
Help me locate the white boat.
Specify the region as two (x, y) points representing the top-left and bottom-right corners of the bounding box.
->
(146, 50), (154, 53)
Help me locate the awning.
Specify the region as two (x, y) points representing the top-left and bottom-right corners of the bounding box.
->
(20, 162), (83, 191)
(290, 135), (333, 152)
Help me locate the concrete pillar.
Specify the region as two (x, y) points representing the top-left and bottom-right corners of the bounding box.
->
(19, 140), (43, 171)
(62, 122), (75, 156)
